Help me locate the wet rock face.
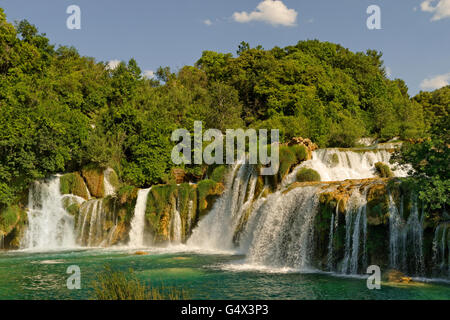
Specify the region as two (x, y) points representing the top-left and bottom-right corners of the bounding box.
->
(81, 166), (105, 198)
(60, 172), (90, 200)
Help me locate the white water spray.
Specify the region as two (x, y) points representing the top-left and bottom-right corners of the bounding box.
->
(128, 188), (151, 247)
(22, 176), (76, 250)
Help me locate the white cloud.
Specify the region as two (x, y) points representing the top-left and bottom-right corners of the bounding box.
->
(232, 0), (298, 27)
(107, 59), (121, 70)
(204, 19), (213, 26)
(143, 70), (155, 79)
(420, 72), (450, 90)
(385, 67), (392, 78)
(420, 0), (450, 21)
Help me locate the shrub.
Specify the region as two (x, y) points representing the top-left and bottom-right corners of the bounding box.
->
(296, 168), (321, 182)
(210, 165), (227, 183)
(278, 146), (297, 179)
(92, 265), (187, 300)
(291, 144), (309, 162)
(375, 162), (393, 178)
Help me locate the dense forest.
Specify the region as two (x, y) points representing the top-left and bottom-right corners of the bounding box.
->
(0, 8), (448, 211)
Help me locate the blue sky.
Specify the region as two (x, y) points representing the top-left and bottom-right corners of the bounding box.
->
(1, 0), (449, 95)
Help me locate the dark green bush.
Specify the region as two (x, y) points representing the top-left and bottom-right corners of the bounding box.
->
(296, 168), (321, 182)
(375, 162), (393, 178)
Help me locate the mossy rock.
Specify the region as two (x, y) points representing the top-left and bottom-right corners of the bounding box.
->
(296, 168), (321, 182)
(375, 162), (393, 178)
(60, 172), (90, 200)
(291, 144), (309, 162)
(176, 183), (198, 239)
(0, 205), (27, 249)
(81, 165), (105, 198)
(366, 183), (389, 225)
(145, 184), (178, 243)
(117, 185), (139, 206)
(197, 180), (224, 218)
(170, 168), (186, 184)
(330, 153), (339, 167)
(105, 168), (120, 191)
(0, 205), (23, 235)
(210, 165), (227, 183)
(278, 146), (297, 180)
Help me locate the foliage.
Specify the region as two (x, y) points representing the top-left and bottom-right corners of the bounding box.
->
(374, 162), (393, 178)
(0, 8), (441, 209)
(392, 86), (449, 211)
(92, 265), (187, 300)
(296, 168), (321, 182)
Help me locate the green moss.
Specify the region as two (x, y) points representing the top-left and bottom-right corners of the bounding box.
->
(177, 183), (198, 239)
(291, 144), (309, 162)
(0, 205), (26, 248)
(375, 162), (393, 178)
(210, 165), (227, 183)
(197, 179), (224, 218)
(0, 205), (21, 234)
(296, 168), (321, 182)
(366, 184), (389, 226)
(106, 168), (120, 190)
(278, 146), (297, 179)
(60, 172), (90, 200)
(145, 184), (178, 242)
(66, 203), (80, 216)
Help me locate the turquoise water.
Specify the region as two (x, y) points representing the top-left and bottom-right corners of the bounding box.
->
(0, 248), (449, 300)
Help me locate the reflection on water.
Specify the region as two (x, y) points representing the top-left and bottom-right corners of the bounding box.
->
(0, 248), (449, 300)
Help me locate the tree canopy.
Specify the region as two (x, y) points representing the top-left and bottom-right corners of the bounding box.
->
(0, 8), (444, 209)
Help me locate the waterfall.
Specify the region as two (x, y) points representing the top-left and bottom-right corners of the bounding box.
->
(337, 189), (368, 275)
(283, 147), (408, 186)
(76, 198), (117, 247)
(128, 188), (151, 248)
(432, 223), (449, 277)
(388, 195), (424, 275)
(22, 176), (76, 250)
(103, 168), (116, 197)
(187, 160), (256, 251)
(244, 186), (320, 270)
(187, 200), (194, 232)
(349, 193), (367, 275)
(170, 207), (182, 244)
(326, 200), (340, 271)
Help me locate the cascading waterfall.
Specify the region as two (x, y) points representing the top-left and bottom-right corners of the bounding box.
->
(187, 160), (257, 250)
(76, 198), (117, 247)
(171, 207), (182, 244)
(22, 176), (76, 250)
(388, 195), (425, 275)
(339, 189), (369, 275)
(128, 188), (151, 247)
(349, 191), (367, 275)
(244, 186), (320, 269)
(283, 147), (408, 186)
(326, 201), (340, 270)
(432, 223), (449, 277)
(103, 168), (116, 197)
